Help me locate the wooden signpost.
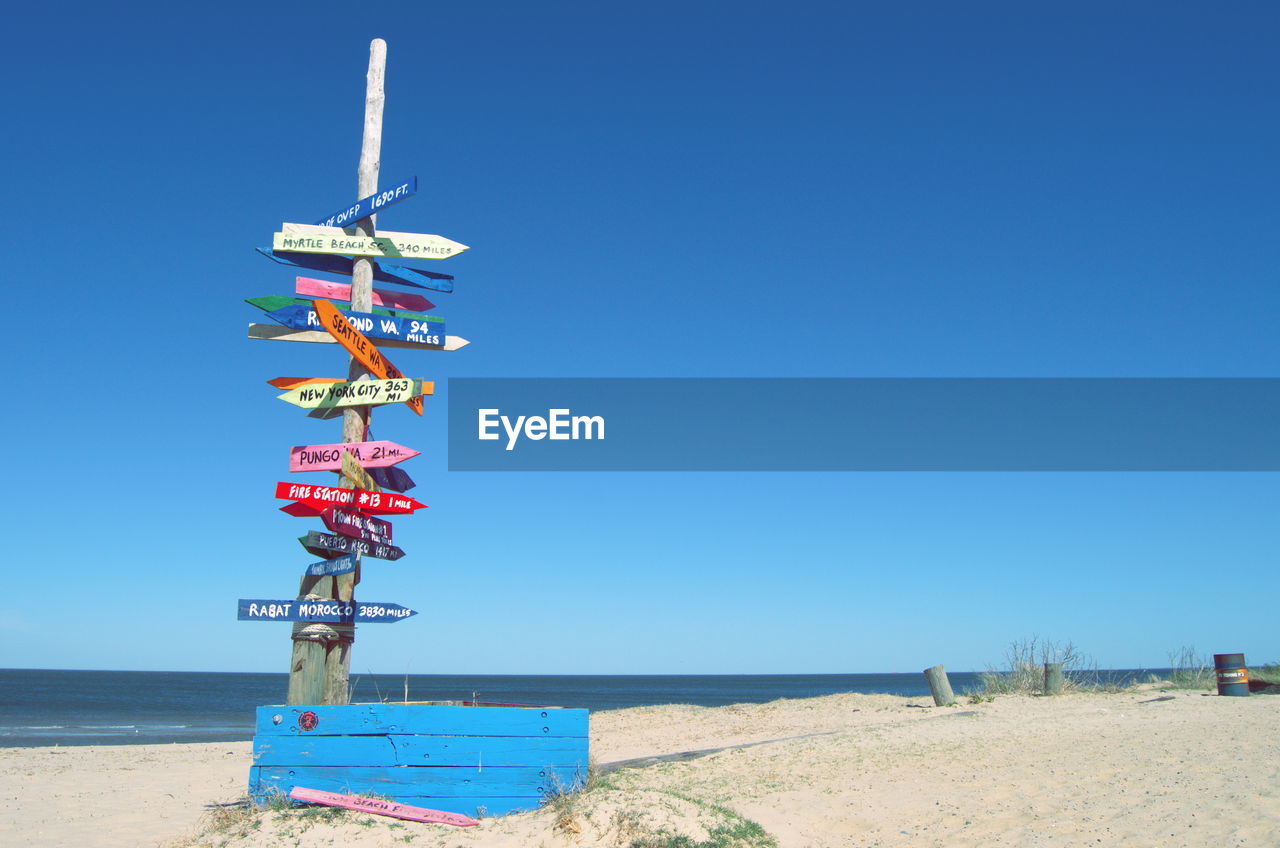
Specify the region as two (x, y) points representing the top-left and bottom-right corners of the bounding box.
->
(276, 378), (430, 410)
(295, 277), (435, 312)
(314, 177), (417, 228)
(281, 222), (469, 260)
(238, 599), (417, 623)
(256, 248), (454, 293)
(290, 441), (419, 473)
(299, 530), (406, 562)
(263, 304), (446, 345)
(240, 38), (589, 818)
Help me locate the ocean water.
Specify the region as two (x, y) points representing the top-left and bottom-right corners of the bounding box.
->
(0, 667), (1165, 748)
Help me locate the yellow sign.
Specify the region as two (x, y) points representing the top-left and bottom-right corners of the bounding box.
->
(341, 449), (382, 492)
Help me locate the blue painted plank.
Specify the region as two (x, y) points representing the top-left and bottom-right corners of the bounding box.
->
(256, 248), (455, 293)
(237, 599), (416, 623)
(304, 554), (358, 577)
(249, 764), (583, 799)
(252, 733), (589, 768)
(315, 177), (418, 227)
(264, 304), (445, 345)
(255, 704), (589, 738)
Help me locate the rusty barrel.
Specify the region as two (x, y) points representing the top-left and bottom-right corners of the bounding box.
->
(1213, 653), (1249, 697)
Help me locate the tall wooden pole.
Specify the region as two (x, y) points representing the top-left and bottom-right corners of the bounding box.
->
(287, 39), (387, 706)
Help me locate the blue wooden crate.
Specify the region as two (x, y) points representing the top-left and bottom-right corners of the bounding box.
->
(249, 702), (589, 818)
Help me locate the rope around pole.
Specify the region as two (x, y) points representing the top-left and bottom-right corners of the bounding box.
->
(291, 622), (356, 643)
(290, 594), (356, 643)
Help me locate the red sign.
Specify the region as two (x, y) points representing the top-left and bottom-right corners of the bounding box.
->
(274, 482), (426, 515)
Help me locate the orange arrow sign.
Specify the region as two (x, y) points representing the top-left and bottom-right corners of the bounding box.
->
(313, 299), (423, 416)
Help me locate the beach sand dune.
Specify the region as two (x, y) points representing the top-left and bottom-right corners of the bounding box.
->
(0, 688), (1275, 847)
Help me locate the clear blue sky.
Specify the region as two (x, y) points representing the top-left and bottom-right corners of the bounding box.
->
(3, 2), (1276, 674)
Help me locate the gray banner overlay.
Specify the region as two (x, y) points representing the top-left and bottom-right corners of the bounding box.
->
(446, 378), (1280, 471)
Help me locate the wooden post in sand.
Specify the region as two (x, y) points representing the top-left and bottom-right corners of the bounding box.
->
(286, 38), (387, 706)
(923, 664), (956, 706)
(1043, 662), (1064, 695)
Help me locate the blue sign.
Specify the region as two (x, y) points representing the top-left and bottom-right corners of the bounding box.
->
(315, 177), (418, 228)
(368, 464), (415, 493)
(304, 553), (358, 577)
(237, 598), (416, 623)
(264, 304), (445, 345)
(256, 248), (454, 293)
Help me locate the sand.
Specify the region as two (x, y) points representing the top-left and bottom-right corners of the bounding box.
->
(1, 687), (1276, 847)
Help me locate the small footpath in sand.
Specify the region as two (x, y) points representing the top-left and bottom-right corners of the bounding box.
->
(0, 687), (1276, 847)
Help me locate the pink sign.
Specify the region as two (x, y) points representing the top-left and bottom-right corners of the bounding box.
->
(295, 276), (436, 313)
(288, 786), (478, 826)
(290, 441), (420, 473)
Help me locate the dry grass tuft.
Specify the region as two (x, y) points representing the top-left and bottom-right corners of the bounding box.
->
(976, 637), (1087, 695)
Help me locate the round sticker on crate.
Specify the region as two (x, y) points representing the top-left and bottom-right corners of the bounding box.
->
(298, 710), (319, 731)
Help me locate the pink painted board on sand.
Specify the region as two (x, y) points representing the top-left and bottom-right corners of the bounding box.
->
(288, 787), (478, 826)
(295, 276), (436, 312)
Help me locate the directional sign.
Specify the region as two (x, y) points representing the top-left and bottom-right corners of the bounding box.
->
(273, 228), (468, 261)
(281, 501), (324, 517)
(304, 553), (359, 577)
(305, 405), (352, 421)
(247, 323), (470, 352)
(256, 248), (454, 293)
(368, 464), (416, 493)
(283, 222), (467, 261)
(340, 449), (381, 491)
(299, 530), (405, 561)
(295, 277), (435, 312)
(314, 177), (417, 228)
(276, 378), (430, 410)
(247, 295), (436, 323)
(311, 299), (423, 415)
(237, 598), (416, 623)
(323, 506), (393, 543)
(263, 303), (446, 345)
(290, 441), (419, 473)
(275, 482), (426, 514)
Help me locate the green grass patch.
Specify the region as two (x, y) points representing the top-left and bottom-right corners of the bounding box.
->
(628, 795), (776, 848)
(1165, 646), (1215, 690)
